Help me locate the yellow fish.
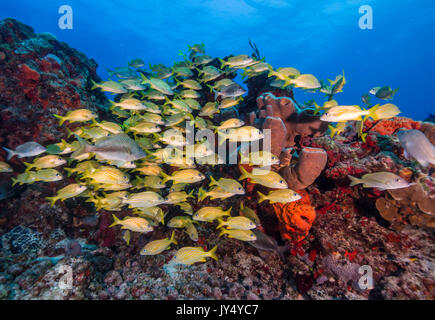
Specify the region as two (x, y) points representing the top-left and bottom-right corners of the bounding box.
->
(239, 166), (288, 189)
(123, 230), (131, 245)
(176, 202), (193, 215)
(34, 169), (63, 182)
(214, 118), (245, 132)
(239, 150), (280, 166)
(172, 246), (218, 265)
(123, 191), (165, 209)
(219, 229), (257, 241)
(53, 109), (97, 126)
(133, 206), (165, 225)
(161, 169), (205, 184)
(218, 126), (263, 144)
(197, 186), (236, 201)
(209, 176), (245, 195)
(140, 231), (177, 255)
(81, 166), (129, 185)
(168, 216), (197, 228)
(320, 105), (378, 122)
(11, 171), (38, 186)
(216, 216), (256, 230)
(109, 214), (153, 233)
(24, 155), (66, 172)
(240, 202), (261, 226)
(134, 165), (163, 176)
(257, 189), (302, 204)
(165, 190), (194, 204)
(328, 122), (347, 138)
(185, 222), (198, 242)
(46, 184), (87, 206)
(64, 160), (100, 177)
(192, 206), (232, 222)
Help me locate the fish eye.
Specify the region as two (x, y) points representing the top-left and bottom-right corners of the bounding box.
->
(280, 180), (284, 184)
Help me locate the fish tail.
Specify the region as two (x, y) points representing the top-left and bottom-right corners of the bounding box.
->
(63, 168), (75, 177)
(170, 230), (177, 245)
(218, 58), (226, 70)
(216, 218), (225, 230)
(257, 191), (266, 203)
(392, 87), (399, 98)
(348, 175), (362, 187)
(53, 114), (66, 126)
(267, 70), (276, 78)
(208, 245), (218, 261)
(46, 196), (59, 207)
(197, 187), (206, 202)
(224, 207), (232, 216)
(209, 175), (218, 187)
(282, 77), (293, 88)
(361, 133), (368, 143)
(218, 229), (226, 238)
(139, 73), (148, 84)
(217, 130), (227, 146)
(23, 162), (33, 173)
(160, 171), (170, 184)
(238, 166), (250, 181)
(206, 84), (214, 93)
(328, 125), (337, 138)
(2, 147), (15, 161)
(187, 189), (195, 199)
(367, 104), (381, 121)
(109, 214), (120, 228)
(90, 79), (99, 90)
(71, 135), (92, 159)
(11, 177), (18, 186)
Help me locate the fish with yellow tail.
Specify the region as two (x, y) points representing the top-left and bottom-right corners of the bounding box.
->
(328, 122), (347, 138)
(109, 214), (154, 233)
(185, 222), (198, 242)
(53, 109), (97, 126)
(219, 229), (257, 241)
(239, 202), (261, 226)
(192, 207), (232, 222)
(23, 155), (66, 172)
(171, 246), (218, 265)
(218, 126), (263, 144)
(209, 176), (245, 195)
(216, 216), (256, 230)
(140, 231), (177, 256)
(257, 189), (302, 204)
(46, 184), (87, 206)
(161, 169), (205, 184)
(320, 104), (380, 122)
(197, 186), (237, 201)
(239, 166), (288, 189)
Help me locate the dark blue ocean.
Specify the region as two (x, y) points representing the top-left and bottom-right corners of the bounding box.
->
(1, 0), (433, 120)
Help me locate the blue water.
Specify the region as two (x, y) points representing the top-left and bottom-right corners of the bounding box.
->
(1, 0), (434, 120)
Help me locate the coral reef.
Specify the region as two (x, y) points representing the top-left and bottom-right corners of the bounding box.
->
(0, 18), (109, 156)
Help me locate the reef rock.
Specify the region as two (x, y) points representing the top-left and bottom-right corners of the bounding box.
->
(0, 18), (109, 154)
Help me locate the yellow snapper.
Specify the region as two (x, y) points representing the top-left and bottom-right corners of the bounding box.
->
(216, 216), (256, 230)
(209, 176), (245, 195)
(176, 201), (193, 215)
(123, 191), (165, 209)
(218, 126), (264, 144)
(133, 206), (165, 225)
(53, 109), (97, 126)
(140, 75), (174, 95)
(239, 166), (288, 189)
(133, 165), (163, 176)
(11, 171), (38, 186)
(168, 216), (197, 228)
(81, 166), (129, 185)
(34, 169), (63, 182)
(161, 169), (205, 184)
(109, 214), (153, 233)
(289, 74), (321, 89)
(320, 105), (378, 122)
(219, 229), (257, 241)
(240, 202), (261, 226)
(214, 118), (245, 132)
(140, 231), (177, 255)
(165, 190), (194, 204)
(192, 207), (232, 222)
(239, 150), (280, 166)
(24, 155), (66, 172)
(91, 79), (128, 94)
(91, 120), (123, 134)
(64, 160), (100, 177)
(257, 189), (302, 204)
(348, 172), (413, 190)
(197, 186), (236, 201)
(171, 245), (218, 265)
(328, 122), (347, 138)
(185, 222), (198, 242)
(46, 184), (87, 206)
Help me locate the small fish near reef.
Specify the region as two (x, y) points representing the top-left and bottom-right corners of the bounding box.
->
(348, 172), (413, 190)
(171, 246), (218, 265)
(140, 231), (177, 255)
(3, 142), (46, 160)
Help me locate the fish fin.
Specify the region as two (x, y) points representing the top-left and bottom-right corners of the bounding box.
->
(208, 245), (218, 261)
(11, 177), (18, 187)
(209, 175), (218, 187)
(46, 196), (59, 207)
(197, 187), (206, 202)
(213, 89), (220, 101)
(160, 171), (170, 184)
(225, 207), (232, 216)
(63, 168), (75, 177)
(361, 133), (368, 143)
(238, 166), (250, 181)
(328, 125), (337, 138)
(392, 88), (399, 98)
(216, 218), (225, 230)
(23, 162), (33, 173)
(109, 214), (120, 228)
(367, 104), (381, 121)
(257, 191), (266, 203)
(170, 230), (177, 245)
(218, 58), (226, 70)
(218, 230), (226, 238)
(90, 79), (99, 90)
(348, 175), (361, 187)
(2, 147), (15, 161)
(71, 135), (91, 159)
(53, 114), (66, 126)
